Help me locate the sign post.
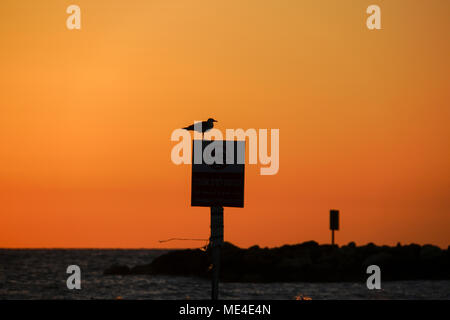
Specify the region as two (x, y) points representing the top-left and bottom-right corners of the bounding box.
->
(191, 140), (245, 300)
(210, 206), (223, 300)
(330, 209), (339, 246)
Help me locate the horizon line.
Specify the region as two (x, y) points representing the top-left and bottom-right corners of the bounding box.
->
(0, 240), (448, 250)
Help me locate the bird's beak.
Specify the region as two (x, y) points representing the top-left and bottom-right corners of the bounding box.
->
(214, 120), (218, 122)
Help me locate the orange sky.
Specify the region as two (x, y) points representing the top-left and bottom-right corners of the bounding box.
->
(0, 0), (449, 248)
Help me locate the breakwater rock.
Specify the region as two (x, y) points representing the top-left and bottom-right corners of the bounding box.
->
(104, 241), (450, 282)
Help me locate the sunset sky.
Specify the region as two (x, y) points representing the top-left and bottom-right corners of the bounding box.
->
(0, 0), (449, 248)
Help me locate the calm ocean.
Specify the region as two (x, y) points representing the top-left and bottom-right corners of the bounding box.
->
(0, 249), (449, 300)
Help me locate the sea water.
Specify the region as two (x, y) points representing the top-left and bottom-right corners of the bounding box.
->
(0, 249), (448, 300)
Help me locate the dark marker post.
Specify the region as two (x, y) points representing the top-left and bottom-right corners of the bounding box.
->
(330, 210), (339, 246)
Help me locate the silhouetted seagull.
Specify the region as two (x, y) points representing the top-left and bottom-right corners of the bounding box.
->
(182, 118), (217, 139)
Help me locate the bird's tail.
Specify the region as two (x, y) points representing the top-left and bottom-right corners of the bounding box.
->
(182, 125), (194, 130)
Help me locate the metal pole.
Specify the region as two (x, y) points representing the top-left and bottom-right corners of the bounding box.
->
(210, 206), (223, 300)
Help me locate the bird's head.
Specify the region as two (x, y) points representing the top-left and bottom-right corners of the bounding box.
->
(207, 118), (218, 123)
